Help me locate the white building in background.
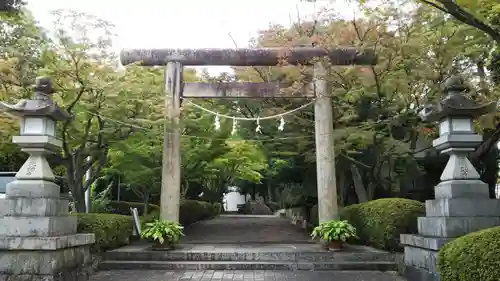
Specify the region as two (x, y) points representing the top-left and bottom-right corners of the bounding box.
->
(223, 186), (250, 212)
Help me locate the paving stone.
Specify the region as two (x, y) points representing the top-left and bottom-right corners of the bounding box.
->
(90, 270), (407, 281)
(181, 215), (311, 244)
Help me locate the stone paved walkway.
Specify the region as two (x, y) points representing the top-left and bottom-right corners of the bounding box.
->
(93, 215), (407, 281)
(90, 270), (406, 281)
(181, 215), (312, 244)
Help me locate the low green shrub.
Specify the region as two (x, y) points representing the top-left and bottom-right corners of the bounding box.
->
(239, 201), (272, 215)
(180, 199), (214, 225)
(438, 226), (500, 281)
(108, 201), (160, 216)
(142, 200), (217, 226)
(266, 201), (280, 212)
(341, 198), (424, 251)
(213, 202), (223, 214)
(76, 213), (133, 252)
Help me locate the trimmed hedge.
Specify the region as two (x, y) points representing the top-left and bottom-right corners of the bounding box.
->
(180, 199), (215, 225)
(438, 226), (500, 281)
(76, 200), (218, 253)
(76, 213), (133, 252)
(141, 199), (218, 226)
(108, 201), (160, 216)
(213, 202), (223, 214)
(341, 198), (424, 251)
(239, 201), (272, 215)
(266, 201), (280, 212)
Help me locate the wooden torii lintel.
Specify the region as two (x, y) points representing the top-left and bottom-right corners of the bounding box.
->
(120, 47), (377, 66)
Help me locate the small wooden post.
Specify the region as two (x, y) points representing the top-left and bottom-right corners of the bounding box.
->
(160, 59), (183, 222)
(313, 62), (339, 223)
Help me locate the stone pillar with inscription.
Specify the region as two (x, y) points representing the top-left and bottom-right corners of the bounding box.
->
(0, 77), (95, 281)
(400, 75), (500, 281)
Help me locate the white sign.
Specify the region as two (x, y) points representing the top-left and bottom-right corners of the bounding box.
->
(130, 207), (142, 236)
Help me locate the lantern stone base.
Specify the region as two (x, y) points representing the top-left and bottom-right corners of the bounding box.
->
(0, 235), (94, 281)
(400, 180), (500, 281)
(0, 234), (94, 281)
(0, 179), (95, 281)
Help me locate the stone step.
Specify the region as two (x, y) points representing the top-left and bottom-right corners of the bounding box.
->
(99, 260), (397, 271)
(105, 250), (394, 262)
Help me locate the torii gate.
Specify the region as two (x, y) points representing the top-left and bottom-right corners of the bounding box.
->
(120, 47), (376, 224)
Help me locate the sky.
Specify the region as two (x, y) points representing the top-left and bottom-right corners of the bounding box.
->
(26, 0), (357, 74)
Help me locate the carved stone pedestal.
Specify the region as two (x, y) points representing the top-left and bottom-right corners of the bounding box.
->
(0, 180), (95, 281)
(401, 180), (500, 281)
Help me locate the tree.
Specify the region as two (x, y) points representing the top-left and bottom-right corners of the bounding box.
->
(35, 10), (164, 212)
(0, 0), (25, 13)
(230, 0), (498, 204)
(0, 10), (48, 171)
(107, 130), (162, 214)
(417, 0), (500, 43)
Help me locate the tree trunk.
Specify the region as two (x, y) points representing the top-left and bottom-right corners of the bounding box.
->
(71, 179), (86, 213)
(350, 164), (368, 203)
(143, 191), (150, 215)
(267, 181), (273, 202)
(337, 172), (346, 206)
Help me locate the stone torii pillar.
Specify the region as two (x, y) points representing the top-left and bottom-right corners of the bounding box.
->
(120, 47), (377, 223)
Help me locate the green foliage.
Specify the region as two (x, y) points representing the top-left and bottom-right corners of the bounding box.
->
(438, 226), (500, 281)
(75, 213), (133, 252)
(138, 200), (217, 227)
(108, 201), (160, 216)
(107, 130), (163, 207)
(238, 201), (273, 215)
(141, 220), (184, 245)
(90, 185), (112, 213)
(179, 200), (216, 225)
(213, 202), (223, 214)
(311, 220), (358, 242)
(341, 198), (425, 251)
(266, 201), (280, 212)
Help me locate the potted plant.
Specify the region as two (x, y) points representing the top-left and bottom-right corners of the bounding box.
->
(141, 219), (184, 250)
(311, 220), (357, 250)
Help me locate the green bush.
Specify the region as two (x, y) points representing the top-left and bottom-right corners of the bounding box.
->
(213, 202), (223, 214)
(266, 201), (280, 212)
(239, 201), (272, 215)
(76, 213), (134, 252)
(341, 198), (424, 251)
(438, 226), (500, 281)
(142, 200), (217, 226)
(180, 199), (214, 225)
(108, 201), (160, 216)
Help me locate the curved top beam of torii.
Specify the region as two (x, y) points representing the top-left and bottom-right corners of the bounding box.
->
(120, 47), (377, 67)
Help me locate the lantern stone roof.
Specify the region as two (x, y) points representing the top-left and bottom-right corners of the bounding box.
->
(420, 75), (496, 122)
(0, 77), (70, 121)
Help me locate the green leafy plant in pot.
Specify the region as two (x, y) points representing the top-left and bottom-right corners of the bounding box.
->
(311, 220), (357, 250)
(141, 219), (184, 250)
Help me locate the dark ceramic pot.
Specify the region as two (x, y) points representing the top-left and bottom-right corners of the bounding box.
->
(327, 240), (343, 250)
(151, 241), (172, 251)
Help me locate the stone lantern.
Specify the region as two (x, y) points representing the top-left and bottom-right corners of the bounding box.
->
(400, 75), (500, 281)
(421, 75), (496, 183)
(2, 77), (70, 183)
(0, 77), (95, 281)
